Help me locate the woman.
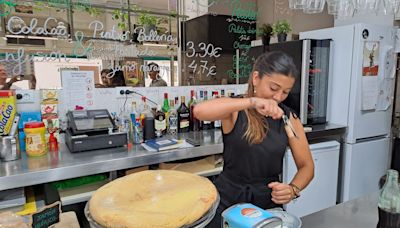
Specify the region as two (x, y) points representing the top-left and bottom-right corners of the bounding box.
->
(194, 51), (314, 227)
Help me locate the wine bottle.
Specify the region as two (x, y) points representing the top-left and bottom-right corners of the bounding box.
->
(177, 96), (190, 133)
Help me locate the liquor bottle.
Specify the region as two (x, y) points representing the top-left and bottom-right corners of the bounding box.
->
(202, 91), (214, 130)
(132, 118), (142, 144)
(221, 89), (225, 97)
(213, 91), (222, 129)
(177, 96), (190, 133)
(189, 91), (200, 131)
(154, 105), (166, 137)
(142, 97), (155, 141)
(162, 93), (170, 129)
(129, 101), (139, 143)
(162, 93), (170, 113)
(378, 169), (400, 228)
(168, 100), (178, 135)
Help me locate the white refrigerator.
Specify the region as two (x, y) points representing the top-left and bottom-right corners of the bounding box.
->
(283, 141), (340, 217)
(300, 23), (396, 202)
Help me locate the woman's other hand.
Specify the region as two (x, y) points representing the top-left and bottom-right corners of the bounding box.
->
(268, 182), (294, 204)
(250, 97), (284, 119)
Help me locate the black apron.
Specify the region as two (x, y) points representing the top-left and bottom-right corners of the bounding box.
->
(207, 105), (291, 228)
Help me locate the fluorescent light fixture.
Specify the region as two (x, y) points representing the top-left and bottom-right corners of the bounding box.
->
(27, 36), (58, 40)
(5, 34), (25, 39)
(6, 34), (59, 40)
(142, 42), (169, 47)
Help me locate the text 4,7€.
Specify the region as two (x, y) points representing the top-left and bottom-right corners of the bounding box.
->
(186, 41), (222, 77)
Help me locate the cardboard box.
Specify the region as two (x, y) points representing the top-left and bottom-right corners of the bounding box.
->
(0, 90), (16, 135)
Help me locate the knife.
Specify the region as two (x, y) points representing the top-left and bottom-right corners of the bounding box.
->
(282, 114), (299, 139)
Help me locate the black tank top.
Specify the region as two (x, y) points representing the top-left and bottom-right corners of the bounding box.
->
(207, 105), (292, 228)
(221, 105), (290, 181)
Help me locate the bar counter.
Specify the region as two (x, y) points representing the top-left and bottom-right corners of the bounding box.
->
(0, 124), (346, 191)
(301, 191), (379, 227)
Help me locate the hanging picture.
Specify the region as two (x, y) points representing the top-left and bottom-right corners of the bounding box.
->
(123, 59), (144, 87)
(362, 41), (380, 76)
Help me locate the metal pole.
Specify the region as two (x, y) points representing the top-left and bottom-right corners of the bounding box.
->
(236, 49), (239, 84)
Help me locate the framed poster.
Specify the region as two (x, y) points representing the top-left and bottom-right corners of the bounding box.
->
(362, 41), (380, 76)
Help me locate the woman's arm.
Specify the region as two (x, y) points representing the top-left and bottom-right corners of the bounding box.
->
(193, 97), (253, 121)
(268, 113), (314, 204)
(193, 97), (284, 121)
(194, 97), (285, 134)
(286, 113), (314, 192)
(193, 97), (252, 134)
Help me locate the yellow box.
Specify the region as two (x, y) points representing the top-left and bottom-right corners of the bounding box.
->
(0, 90), (16, 136)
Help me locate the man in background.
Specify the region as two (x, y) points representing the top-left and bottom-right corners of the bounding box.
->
(147, 62), (167, 87)
(96, 69), (111, 88)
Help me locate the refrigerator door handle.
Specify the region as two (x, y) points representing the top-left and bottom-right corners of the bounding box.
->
(300, 40), (311, 124)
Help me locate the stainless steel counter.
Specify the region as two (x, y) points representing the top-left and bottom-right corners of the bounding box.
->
(301, 191), (379, 228)
(0, 130), (223, 191)
(0, 124), (346, 192)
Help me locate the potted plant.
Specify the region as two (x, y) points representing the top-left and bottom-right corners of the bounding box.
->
(272, 20), (292, 42)
(137, 11), (159, 35)
(257, 23), (273, 46)
(112, 9), (129, 30)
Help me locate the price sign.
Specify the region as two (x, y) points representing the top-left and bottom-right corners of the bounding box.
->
(186, 41), (222, 58)
(31, 201), (61, 228)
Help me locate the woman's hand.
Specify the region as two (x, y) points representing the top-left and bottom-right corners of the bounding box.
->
(268, 182), (294, 204)
(250, 97), (284, 119)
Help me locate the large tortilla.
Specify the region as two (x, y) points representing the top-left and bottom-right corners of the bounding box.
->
(89, 170), (218, 228)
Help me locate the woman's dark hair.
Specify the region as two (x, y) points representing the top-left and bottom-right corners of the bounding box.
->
(245, 51), (297, 144)
(252, 51), (298, 80)
(109, 70), (126, 87)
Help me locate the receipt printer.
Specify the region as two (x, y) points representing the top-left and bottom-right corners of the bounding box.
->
(65, 109), (127, 153)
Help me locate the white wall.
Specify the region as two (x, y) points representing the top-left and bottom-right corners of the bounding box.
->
(15, 84), (248, 124)
(256, 0), (334, 38)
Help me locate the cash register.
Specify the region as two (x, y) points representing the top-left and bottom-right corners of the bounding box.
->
(65, 109), (127, 153)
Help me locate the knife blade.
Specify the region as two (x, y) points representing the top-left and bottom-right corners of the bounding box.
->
(282, 114), (299, 139)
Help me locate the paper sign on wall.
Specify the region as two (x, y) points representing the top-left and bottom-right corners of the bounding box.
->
(362, 76), (378, 110)
(61, 71), (95, 111)
(361, 41), (380, 110)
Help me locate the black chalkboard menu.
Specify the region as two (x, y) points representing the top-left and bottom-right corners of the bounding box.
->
(31, 202), (61, 228)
